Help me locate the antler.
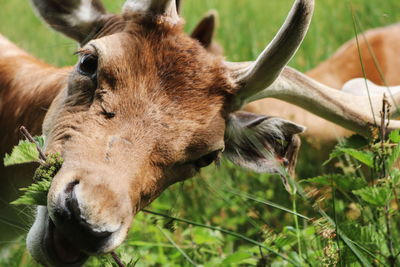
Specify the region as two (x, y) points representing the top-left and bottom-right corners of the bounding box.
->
(229, 61), (400, 137)
(342, 78), (400, 97)
(252, 67), (400, 136)
(231, 0), (314, 110)
(123, 0), (179, 24)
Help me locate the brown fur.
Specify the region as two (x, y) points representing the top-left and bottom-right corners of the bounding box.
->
(0, 9), (232, 248)
(307, 23), (400, 87)
(39, 16), (237, 258)
(0, 36), (69, 155)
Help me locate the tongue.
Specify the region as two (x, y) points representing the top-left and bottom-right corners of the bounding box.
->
(53, 227), (82, 264)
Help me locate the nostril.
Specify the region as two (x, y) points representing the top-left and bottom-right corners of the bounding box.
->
(51, 180), (112, 253)
(66, 187), (81, 223)
(64, 181), (80, 221)
(64, 183), (112, 240)
(65, 180), (79, 194)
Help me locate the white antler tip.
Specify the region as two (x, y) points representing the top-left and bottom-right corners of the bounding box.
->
(123, 0), (179, 23)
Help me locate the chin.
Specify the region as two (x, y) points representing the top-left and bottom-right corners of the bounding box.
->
(27, 206), (129, 267)
(27, 207), (88, 267)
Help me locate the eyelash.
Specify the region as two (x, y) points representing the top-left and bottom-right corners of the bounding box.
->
(193, 150), (222, 169)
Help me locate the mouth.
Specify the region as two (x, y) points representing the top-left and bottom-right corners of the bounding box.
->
(43, 218), (88, 266)
(28, 205), (126, 267)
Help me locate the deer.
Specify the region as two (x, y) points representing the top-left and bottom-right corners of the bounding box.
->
(1, 0), (400, 266)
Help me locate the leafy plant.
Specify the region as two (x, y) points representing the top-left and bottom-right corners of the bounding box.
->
(3, 137), (45, 166)
(11, 153), (63, 206)
(3, 129), (128, 266)
(3, 131), (64, 206)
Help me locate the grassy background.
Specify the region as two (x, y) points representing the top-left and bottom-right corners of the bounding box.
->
(1, 0), (400, 266)
(1, 0), (399, 68)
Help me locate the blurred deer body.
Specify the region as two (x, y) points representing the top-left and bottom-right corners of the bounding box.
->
(307, 23), (400, 88)
(245, 23), (400, 141)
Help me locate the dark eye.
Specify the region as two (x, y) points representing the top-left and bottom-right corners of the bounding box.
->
(194, 150), (221, 169)
(78, 54), (98, 78)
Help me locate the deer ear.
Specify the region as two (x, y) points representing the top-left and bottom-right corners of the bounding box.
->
(30, 0), (107, 44)
(190, 11), (223, 56)
(224, 111), (305, 187)
(190, 11), (217, 49)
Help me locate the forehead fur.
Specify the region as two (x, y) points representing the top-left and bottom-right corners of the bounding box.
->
(70, 18), (235, 164)
(91, 17), (235, 112)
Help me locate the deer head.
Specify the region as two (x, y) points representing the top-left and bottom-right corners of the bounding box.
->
(26, 0), (398, 266)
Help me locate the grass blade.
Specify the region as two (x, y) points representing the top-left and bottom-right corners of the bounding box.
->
(156, 225), (199, 266)
(349, 2), (376, 126)
(225, 189), (310, 220)
(143, 209), (301, 266)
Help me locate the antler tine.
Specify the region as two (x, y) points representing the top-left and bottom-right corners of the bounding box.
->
(123, 0), (179, 23)
(241, 66), (400, 137)
(342, 78), (400, 117)
(232, 0), (314, 110)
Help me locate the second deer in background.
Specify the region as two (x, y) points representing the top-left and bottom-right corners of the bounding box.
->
(248, 23), (400, 141)
(192, 11), (400, 141)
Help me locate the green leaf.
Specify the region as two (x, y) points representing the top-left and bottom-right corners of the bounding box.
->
(338, 229), (373, 267)
(323, 135), (369, 165)
(221, 251), (253, 265)
(391, 169), (400, 186)
(11, 154), (63, 206)
(192, 228), (222, 245)
(34, 135), (46, 150)
(11, 178), (51, 206)
(340, 223), (382, 259)
(341, 134), (369, 149)
(305, 174), (367, 191)
(318, 210), (373, 267)
(274, 233), (297, 249)
(338, 148), (374, 167)
(387, 144), (400, 170)
(352, 187), (392, 206)
(3, 140), (40, 166)
(323, 148), (343, 165)
(389, 129), (400, 143)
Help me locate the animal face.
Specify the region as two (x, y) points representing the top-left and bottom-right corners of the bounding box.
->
(26, 0), (309, 265)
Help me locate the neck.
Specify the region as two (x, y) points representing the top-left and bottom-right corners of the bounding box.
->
(0, 35), (71, 156)
(0, 34), (73, 243)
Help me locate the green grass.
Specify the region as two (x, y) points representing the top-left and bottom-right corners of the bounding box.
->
(1, 0), (399, 68)
(1, 0), (400, 266)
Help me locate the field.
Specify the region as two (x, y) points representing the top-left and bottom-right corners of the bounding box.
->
(1, 0), (400, 266)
